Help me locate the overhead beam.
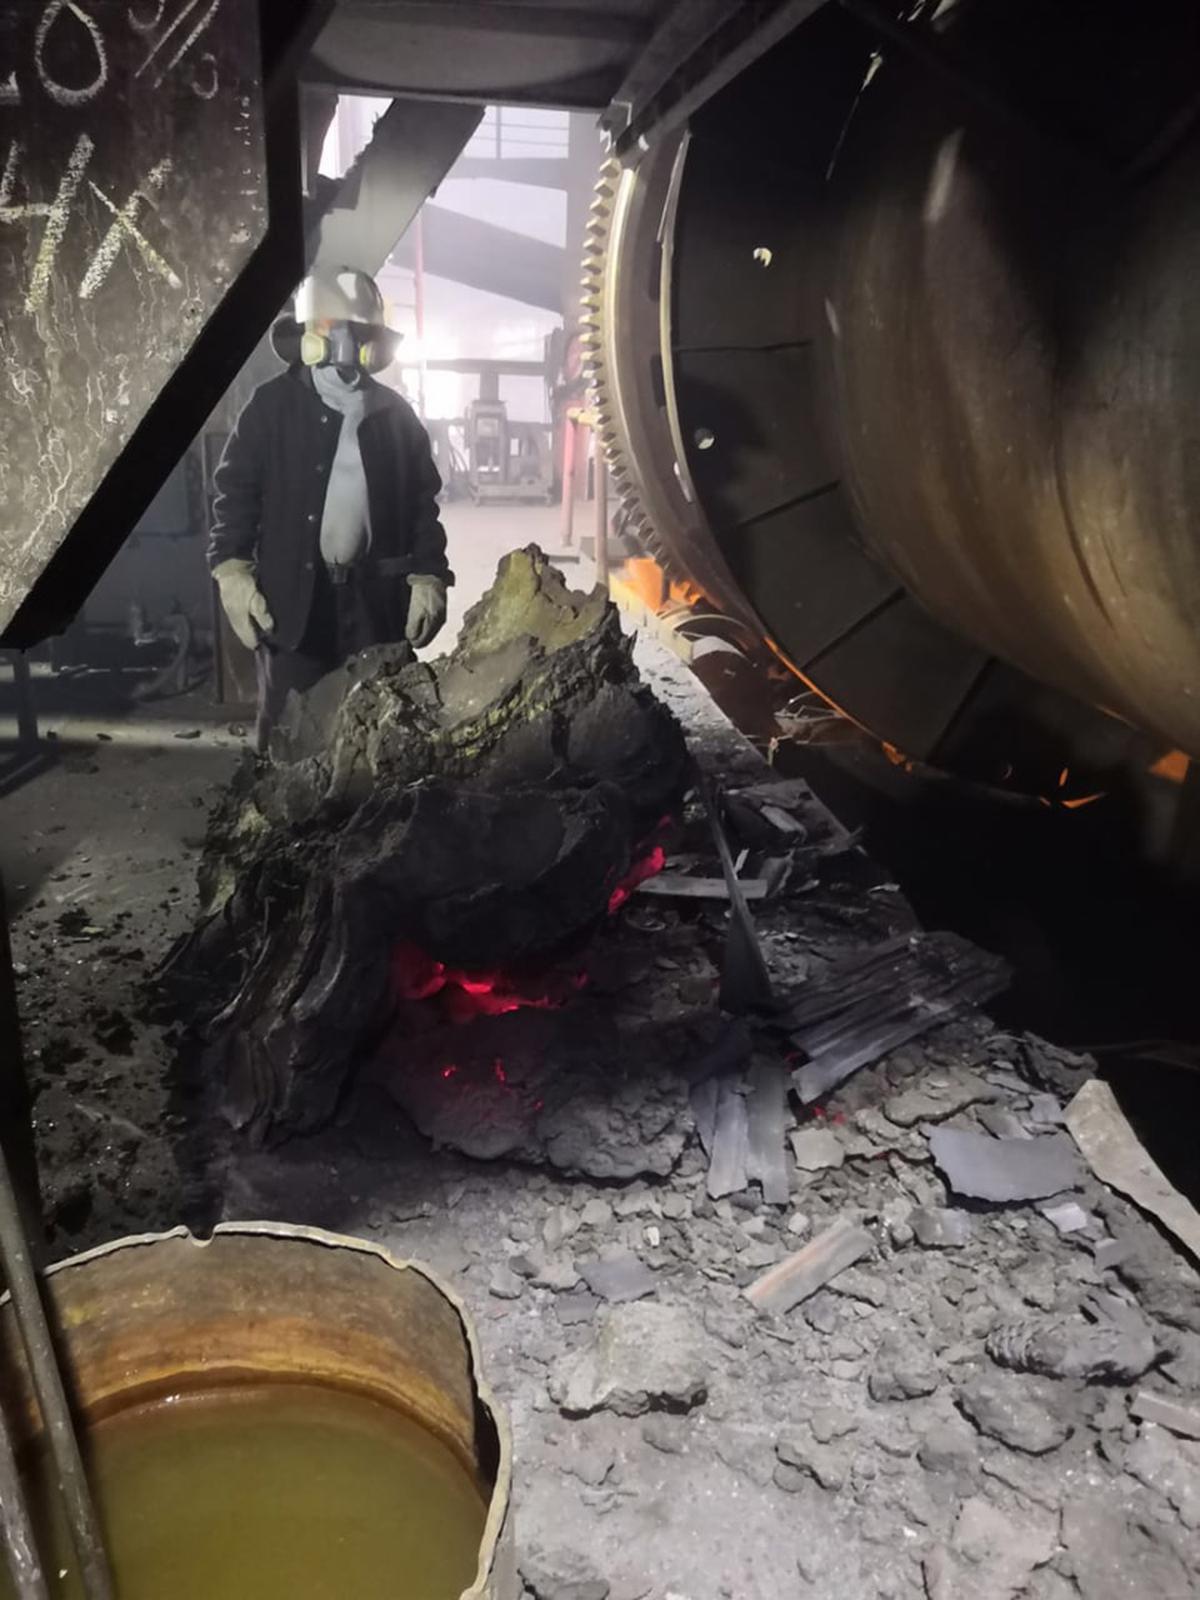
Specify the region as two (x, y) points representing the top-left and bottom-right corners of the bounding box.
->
(392, 206), (564, 314)
(343, 2), (650, 45)
(312, 97), (484, 274)
(604, 0), (742, 140)
(609, 0), (833, 159)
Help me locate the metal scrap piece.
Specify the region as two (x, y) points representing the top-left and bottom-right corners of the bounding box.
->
(693, 1067), (751, 1201)
(744, 1217), (874, 1314)
(745, 1060), (790, 1206)
(928, 1127), (1081, 1203)
(789, 933), (1010, 1104)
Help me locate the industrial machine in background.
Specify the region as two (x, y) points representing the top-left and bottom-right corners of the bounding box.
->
(582, 0), (1200, 835)
(464, 396), (554, 505)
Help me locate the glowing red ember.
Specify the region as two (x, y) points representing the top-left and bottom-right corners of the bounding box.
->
(392, 942), (575, 1024)
(607, 844), (667, 914)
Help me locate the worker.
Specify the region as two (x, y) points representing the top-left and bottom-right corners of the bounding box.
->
(208, 266), (452, 754)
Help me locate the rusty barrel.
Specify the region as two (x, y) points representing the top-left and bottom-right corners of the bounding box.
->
(0, 1223), (516, 1600)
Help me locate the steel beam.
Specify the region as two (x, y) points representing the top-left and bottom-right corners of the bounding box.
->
(392, 206), (564, 314)
(603, 0), (742, 139)
(340, 3), (650, 45)
(312, 98), (484, 275)
(610, 0), (833, 159)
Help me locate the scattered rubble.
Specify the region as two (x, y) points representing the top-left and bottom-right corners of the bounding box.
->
(10, 622), (1200, 1600)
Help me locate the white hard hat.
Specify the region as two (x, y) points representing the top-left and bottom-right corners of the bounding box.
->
(295, 267), (386, 328)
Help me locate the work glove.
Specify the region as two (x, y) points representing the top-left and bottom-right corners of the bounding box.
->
(406, 574), (447, 650)
(213, 559), (274, 651)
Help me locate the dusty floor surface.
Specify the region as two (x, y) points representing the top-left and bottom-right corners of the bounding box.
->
(3, 510), (1200, 1600)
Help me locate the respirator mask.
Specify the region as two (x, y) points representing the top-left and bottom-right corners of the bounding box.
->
(272, 267), (401, 376)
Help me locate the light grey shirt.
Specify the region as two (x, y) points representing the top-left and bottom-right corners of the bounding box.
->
(312, 365), (374, 567)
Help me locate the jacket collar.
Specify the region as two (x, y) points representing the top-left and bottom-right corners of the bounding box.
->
(288, 363), (391, 414)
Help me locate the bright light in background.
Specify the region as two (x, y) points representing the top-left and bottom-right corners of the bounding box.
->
(464, 106), (569, 161)
(320, 95), (392, 180)
(319, 99), (574, 424)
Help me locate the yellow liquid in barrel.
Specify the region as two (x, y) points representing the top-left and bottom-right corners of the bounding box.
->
(5, 1383), (488, 1600)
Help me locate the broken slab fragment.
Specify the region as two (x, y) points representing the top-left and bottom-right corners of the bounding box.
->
(489, 1263), (525, 1300)
(1123, 1423), (1200, 1530)
(910, 1206), (974, 1249)
(928, 1126), (1081, 1203)
(520, 1542), (610, 1600)
(549, 1301), (708, 1417)
(1130, 1390), (1200, 1441)
(1066, 1077), (1200, 1261)
(1039, 1199), (1090, 1234)
(774, 1429), (849, 1492)
(578, 1255), (657, 1305)
(868, 1339), (941, 1401)
(925, 1496), (1059, 1600)
(917, 1419), (980, 1475)
(977, 1105), (1031, 1140)
(744, 1216), (874, 1314)
(883, 1070), (998, 1129)
(956, 1375), (1073, 1455)
(790, 1127), (845, 1172)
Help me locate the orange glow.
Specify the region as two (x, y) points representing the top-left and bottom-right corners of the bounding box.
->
(618, 556), (704, 613)
(620, 557), (668, 611)
(1150, 750), (1190, 784)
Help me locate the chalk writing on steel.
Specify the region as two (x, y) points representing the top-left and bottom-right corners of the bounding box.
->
(0, 0), (267, 640)
(126, 0), (169, 32)
(80, 156), (181, 298)
(0, 132), (96, 311)
(35, 1), (109, 108)
(134, 0), (224, 88)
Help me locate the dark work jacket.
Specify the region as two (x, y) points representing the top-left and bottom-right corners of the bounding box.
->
(208, 366), (452, 653)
